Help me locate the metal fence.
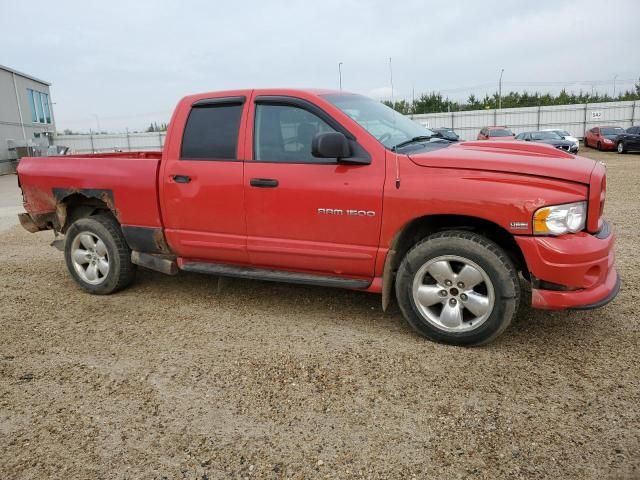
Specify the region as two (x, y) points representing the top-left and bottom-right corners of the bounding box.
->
(54, 131), (166, 153)
(52, 100), (639, 151)
(412, 100), (639, 141)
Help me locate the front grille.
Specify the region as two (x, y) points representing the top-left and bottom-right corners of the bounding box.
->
(555, 144), (571, 151)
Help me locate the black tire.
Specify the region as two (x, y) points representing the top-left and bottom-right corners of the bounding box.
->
(597, 141), (602, 151)
(395, 231), (520, 346)
(583, 138), (589, 148)
(617, 141), (626, 154)
(64, 213), (136, 294)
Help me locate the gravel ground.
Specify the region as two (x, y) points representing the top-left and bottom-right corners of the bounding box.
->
(1, 148), (638, 479)
(0, 173), (23, 233)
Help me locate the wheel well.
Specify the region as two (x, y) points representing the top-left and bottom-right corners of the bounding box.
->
(57, 193), (115, 233)
(382, 214), (528, 310)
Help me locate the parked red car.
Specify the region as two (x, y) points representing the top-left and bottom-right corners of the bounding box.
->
(584, 126), (625, 151)
(17, 89), (618, 346)
(477, 126), (516, 140)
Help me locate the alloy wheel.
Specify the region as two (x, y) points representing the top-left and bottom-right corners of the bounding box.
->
(411, 255), (495, 333)
(70, 231), (110, 285)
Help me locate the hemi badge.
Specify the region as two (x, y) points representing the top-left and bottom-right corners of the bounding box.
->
(510, 221), (529, 230)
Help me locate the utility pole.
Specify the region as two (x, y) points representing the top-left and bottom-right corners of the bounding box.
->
(498, 68), (504, 110)
(411, 86), (415, 117)
(389, 57), (394, 104)
(613, 74), (618, 98)
(338, 62), (343, 91)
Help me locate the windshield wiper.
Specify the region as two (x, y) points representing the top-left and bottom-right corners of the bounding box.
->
(391, 135), (449, 151)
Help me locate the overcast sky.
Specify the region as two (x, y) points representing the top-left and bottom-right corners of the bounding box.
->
(2, 0), (639, 132)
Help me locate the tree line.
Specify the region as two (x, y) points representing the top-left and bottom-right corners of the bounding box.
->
(145, 122), (168, 132)
(384, 78), (640, 115)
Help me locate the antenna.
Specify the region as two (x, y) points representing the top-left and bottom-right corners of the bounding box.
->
(394, 150), (401, 189)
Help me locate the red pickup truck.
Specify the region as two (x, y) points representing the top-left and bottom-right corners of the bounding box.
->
(17, 89), (619, 346)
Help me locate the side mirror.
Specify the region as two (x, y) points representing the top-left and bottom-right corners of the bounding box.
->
(312, 132), (351, 159)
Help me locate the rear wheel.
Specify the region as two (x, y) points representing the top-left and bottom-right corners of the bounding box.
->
(395, 231), (520, 346)
(583, 137), (589, 148)
(64, 214), (136, 294)
(617, 141), (625, 154)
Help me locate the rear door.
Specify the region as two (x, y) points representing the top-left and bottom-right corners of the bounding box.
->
(160, 93), (250, 263)
(242, 95), (385, 278)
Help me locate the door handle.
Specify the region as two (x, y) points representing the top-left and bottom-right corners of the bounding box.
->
(172, 175), (191, 184)
(250, 178), (279, 188)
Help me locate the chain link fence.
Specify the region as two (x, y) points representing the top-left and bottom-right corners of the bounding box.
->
(54, 131), (165, 154)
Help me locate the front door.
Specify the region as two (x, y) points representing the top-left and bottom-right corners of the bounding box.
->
(243, 96), (385, 278)
(160, 95), (249, 264)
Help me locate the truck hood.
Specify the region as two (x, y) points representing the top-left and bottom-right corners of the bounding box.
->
(407, 140), (596, 184)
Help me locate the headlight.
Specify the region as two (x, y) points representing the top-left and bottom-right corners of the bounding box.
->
(603, 138), (613, 144)
(533, 202), (587, 235)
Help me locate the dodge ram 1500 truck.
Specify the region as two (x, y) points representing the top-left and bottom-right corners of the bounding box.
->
(17, 89), (620, 345)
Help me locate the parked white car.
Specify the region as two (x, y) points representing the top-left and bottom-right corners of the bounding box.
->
(541, 129), (579, 152)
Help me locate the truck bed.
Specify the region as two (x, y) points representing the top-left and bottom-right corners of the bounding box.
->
(17, 152), (163, 229)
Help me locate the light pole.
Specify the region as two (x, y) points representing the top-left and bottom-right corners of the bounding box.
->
(498, 68), (504, 110)
(613, 74), (619, 98)
(338, 62), (343, 91)
(92, 114), (101, 133)
(389, 57), (394, 104)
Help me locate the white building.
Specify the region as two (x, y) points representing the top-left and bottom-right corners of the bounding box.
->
(0, 64), (55, 174)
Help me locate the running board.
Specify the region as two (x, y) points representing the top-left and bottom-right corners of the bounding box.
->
(131, 251), (178, 275)
(180, 262), (371, 289)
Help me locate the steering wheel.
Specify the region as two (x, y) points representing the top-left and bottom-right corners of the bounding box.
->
(377, 132), (392, 144)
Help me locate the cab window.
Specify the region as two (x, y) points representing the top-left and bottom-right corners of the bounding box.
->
(181, 102), (243, 160)
(254, 104), (337, 163)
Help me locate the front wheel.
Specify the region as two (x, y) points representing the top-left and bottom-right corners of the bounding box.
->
(64, 214), (136, 294)
(395, 231), (520, 346)
(617, 141), (625, 154)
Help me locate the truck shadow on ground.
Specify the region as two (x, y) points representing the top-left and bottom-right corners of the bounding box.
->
(127, 267), (611, 351)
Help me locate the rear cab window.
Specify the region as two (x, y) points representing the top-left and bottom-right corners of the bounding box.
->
(181, 97), (245, 160)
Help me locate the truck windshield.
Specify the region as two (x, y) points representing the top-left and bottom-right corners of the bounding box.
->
(321, 93), (438, 150)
